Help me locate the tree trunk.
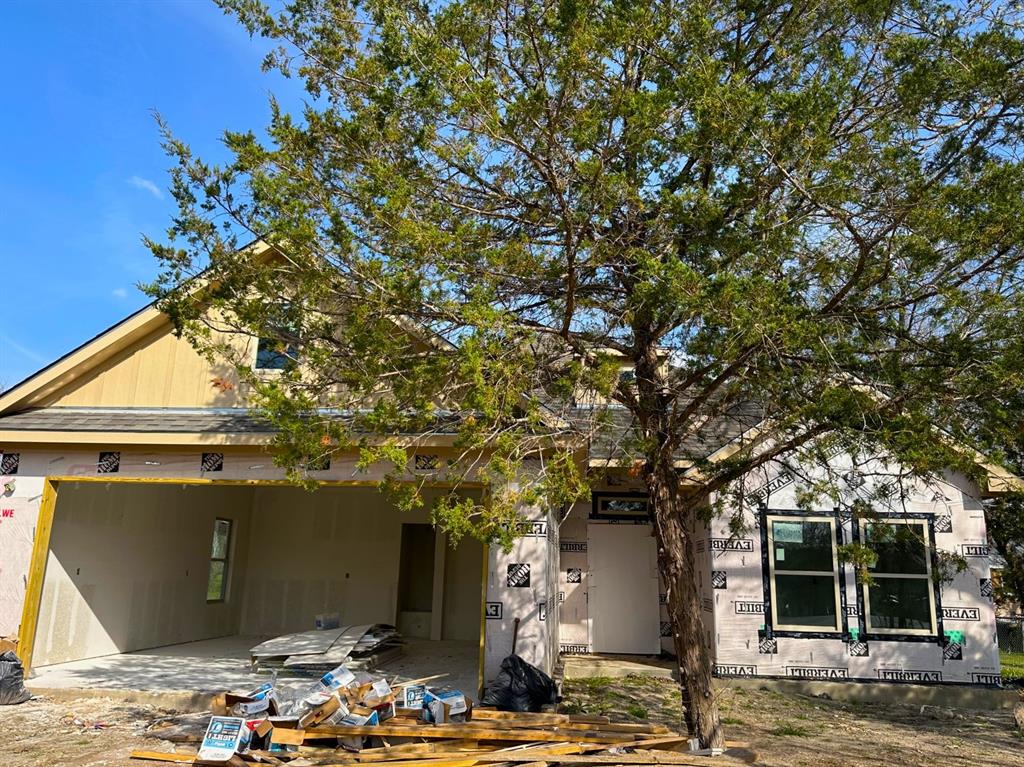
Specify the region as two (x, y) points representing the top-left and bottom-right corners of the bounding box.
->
(647, 461), (724, 750)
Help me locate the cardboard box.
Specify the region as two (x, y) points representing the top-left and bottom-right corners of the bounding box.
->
(315, 664), (356, 695)
(198, 716), (249, 762)
(315, 612), (341, 630)
(421, 688), (472, 724)
(298, 693), (349, 728)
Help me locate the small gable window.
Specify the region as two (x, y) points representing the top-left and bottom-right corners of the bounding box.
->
(254, 337), (297, 370)
(254, 304), (300, 371)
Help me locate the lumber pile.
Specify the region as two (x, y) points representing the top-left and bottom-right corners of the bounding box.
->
(133, 661), (749, 767)
(134, 710), (744, 766)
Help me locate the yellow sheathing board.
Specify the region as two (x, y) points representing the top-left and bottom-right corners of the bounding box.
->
(44, 324), (250, 409)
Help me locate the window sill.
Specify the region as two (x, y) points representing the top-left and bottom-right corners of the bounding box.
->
(861, 632), (941, 643)
(769, 629), (845, 639)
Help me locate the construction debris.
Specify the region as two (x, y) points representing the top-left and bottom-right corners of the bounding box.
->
(134, 662), (748, 767)
(252, 624), (404, 673)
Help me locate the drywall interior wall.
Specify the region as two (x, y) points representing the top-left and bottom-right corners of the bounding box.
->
(442, 536), (483, 641)
(34, 482), (255, 666)
(239, 486), (482, 637)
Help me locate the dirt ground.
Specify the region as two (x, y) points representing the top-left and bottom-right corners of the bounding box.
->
(562, 675), (1024, 767)
(0, 679), (1021, 767)
(0, 695), (184, 767)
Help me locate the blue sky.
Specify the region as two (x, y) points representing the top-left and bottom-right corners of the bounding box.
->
(0, 0), (303, 389)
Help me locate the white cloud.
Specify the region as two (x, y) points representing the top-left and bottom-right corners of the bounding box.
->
(126, 175), (163, 199)
(112, 288), (128, 299)
(0, 333), (46, 364)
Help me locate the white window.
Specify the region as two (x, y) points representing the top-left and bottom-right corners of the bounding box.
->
(767, 515), (843, 632)
(861, 519), (936, 635)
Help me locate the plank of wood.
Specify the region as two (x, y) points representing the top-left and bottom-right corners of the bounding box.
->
(312, 758), (481, 767)
(487, 737), (689, 758)
(473, 711), (610, 725)
(16, 478), (58, 673)
(358, 740), (486, 756)
(473, 751), (738, 766)
(464, 720), (669, 735)
(392, 674), (448, 688)
(271, 727), (307, 746)
(129, 752), (197, 764)
(250, 749), (499, 765)
(306, 725), (632, 744)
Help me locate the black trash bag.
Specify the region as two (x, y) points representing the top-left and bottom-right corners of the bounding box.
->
(481, 654), (557, 712)
(0, 651), (31, 706)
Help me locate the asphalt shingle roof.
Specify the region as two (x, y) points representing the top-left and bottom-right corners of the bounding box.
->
(0, 407), (463, 435)
(0, 407), (276, 433)
(573, 402), (765, 461)
(0, 404), (763, 461)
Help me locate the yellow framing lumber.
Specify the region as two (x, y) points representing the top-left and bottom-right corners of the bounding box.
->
(129, 752), (197, 764)
(306, 725), (634, 744)
(16, 478), (58, 669)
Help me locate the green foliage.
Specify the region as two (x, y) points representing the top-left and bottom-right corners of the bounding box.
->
(144, 0), (1024, 743)
(626, 703), (649, 719)
(1001, 651), (1024, 684)
(838, 543), (878, 586)
(986, 494), (1024, 611)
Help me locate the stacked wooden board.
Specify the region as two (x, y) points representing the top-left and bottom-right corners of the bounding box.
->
(133, 708), (750, 766)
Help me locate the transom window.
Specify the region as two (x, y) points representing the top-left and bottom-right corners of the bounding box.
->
(767, 516), (842, 632)
(861, 519), (936, 635)
(207, 518), (233, 602)
(591, 493), (649, 520)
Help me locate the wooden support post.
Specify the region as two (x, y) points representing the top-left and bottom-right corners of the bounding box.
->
(17, 478), (59, 673)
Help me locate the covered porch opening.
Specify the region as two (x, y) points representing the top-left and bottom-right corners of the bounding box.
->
(24, 479), (484, 695)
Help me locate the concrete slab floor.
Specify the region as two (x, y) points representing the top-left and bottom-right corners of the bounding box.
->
(27, 635), (481, 703)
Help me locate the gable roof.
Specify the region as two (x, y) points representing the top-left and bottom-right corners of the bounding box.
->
(0, 301), (171, 414)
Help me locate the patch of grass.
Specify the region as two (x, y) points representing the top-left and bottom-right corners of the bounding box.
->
(1001, 651), (1024, 683)
(579, 676), (615, 693)
(769, 723), (811, 737)
(559, 700), (585, 714)
(626, 704), (648, 719)
(720, 716), (747, 726)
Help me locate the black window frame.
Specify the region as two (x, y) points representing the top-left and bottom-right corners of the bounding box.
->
(850, 513), (944, 644)
(590, 491), (650, 521)
(759, 507), (851, 640)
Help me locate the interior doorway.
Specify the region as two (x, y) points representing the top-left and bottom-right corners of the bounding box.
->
(396, 523), (436, 638)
